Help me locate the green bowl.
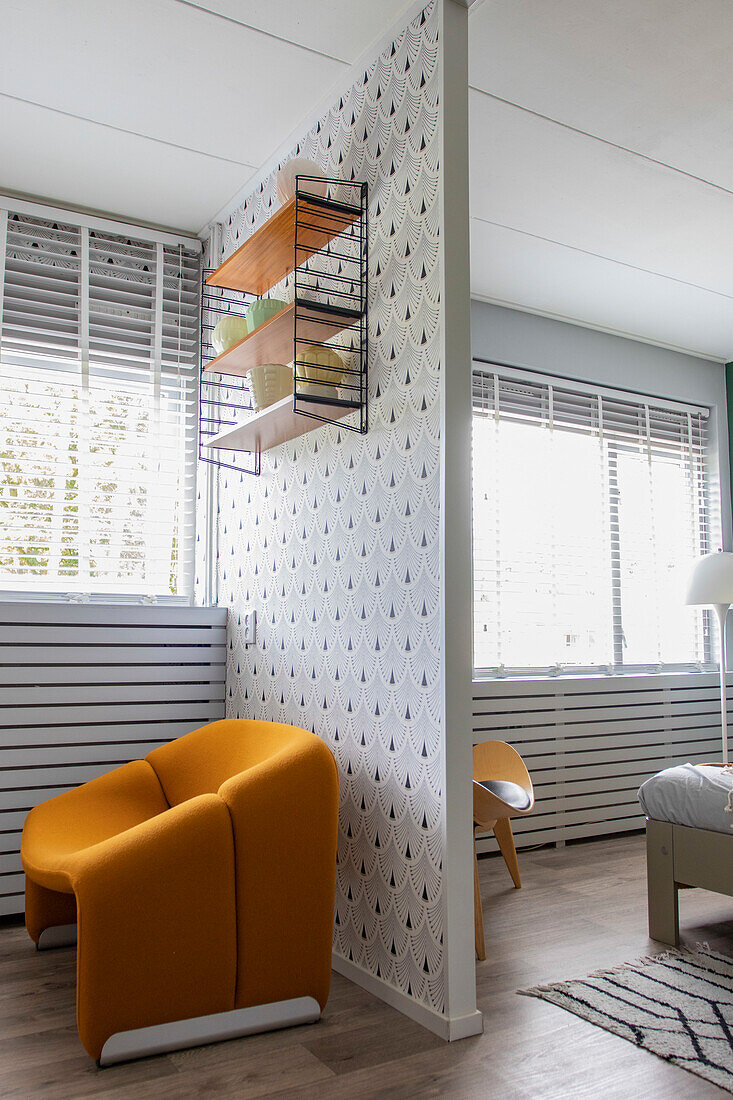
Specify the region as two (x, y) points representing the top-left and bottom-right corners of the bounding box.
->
(246, 297), (288, 334)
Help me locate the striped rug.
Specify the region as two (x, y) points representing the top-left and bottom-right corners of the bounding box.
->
(521, 946), (733, 1093)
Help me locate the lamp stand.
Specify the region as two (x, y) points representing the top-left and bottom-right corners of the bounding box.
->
(714, 603), (730, 765)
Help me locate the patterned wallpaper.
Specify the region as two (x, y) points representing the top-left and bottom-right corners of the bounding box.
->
(210, 2), (446, 1013)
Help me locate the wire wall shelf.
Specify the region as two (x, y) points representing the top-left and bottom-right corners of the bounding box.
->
(199, 272), (259, 476)
(199, 177), (368, 475)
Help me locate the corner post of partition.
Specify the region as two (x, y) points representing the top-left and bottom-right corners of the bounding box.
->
(438, 0), (483, 1041)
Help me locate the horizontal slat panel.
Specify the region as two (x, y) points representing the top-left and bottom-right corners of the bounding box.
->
(485, 724), (724, 753)
(0, 720), (217, 748)
(505, 742), (717, 772)
(0, 852), (21, 875)
(0, 664), (226, 685)
(1, 783), (100, 809)
(0, 874), (27, 896)
(477, 817), (644, 856)
(473, 672), (733, 850)
(473, 700), (723, 730)
(0, 683), (224, 706)
(0, 894), (24, 916)
(0, 606), (223, 627)
(0, 701), (225, 727)
(0, 832), (23, 855)
(0, 605), (227, 916)
(3, 763), (154, 791)
(473, 685), (729, 713)
(3, 626), (225, 645)
(473, 672), (733, 698)
(0, 809), (42, 830)
(0, 742), (166, 768)
(0, 645), (226, 665)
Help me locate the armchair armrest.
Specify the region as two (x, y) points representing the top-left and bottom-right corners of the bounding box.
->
(70, 793), (236, 1061)
(21, 759), (168, 893)
(219, 737), (338, 1012)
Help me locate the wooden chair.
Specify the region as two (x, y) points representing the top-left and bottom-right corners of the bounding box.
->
(473, 740), (534, 961)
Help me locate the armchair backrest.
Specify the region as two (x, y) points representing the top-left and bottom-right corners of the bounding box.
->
(146, 719), (314, 807)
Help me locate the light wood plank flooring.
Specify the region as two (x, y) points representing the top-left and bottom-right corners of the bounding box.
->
(2, 833), (733, 1099)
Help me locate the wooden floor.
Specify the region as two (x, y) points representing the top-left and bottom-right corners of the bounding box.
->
(3, 833), (733, 1099)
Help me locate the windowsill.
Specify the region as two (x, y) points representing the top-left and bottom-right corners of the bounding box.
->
(0, 591), (194, 606)
(473, 666), (720, 684)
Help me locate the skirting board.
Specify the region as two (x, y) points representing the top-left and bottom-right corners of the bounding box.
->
(331, 952), (483, 1041)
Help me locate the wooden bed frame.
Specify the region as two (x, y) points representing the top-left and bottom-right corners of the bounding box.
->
(646, 816), (733, 945)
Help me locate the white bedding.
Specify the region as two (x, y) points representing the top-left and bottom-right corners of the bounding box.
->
(638, 763), (733, 834)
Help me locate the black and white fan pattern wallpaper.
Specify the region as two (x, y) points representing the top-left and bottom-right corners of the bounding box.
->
(204, 2), (446, 1013)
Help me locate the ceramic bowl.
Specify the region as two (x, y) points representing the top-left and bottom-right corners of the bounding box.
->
(246, 297), (288, 334)
(211, 314), (248, 356)
(276, 159), (328, 205)
(296, 345), (345, 397)
(249, 364), (293, 412)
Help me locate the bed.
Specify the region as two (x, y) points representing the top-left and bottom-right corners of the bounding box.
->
(639, 764), (733, 946)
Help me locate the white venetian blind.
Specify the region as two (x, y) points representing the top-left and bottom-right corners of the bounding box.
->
(472, 365), (717, 676)
(0, 208), (200, 598)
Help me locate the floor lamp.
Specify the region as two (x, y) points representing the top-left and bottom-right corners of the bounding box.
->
(686, 551), (733, 765)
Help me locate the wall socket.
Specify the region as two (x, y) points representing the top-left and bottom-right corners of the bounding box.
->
(242, 608), (256, 646)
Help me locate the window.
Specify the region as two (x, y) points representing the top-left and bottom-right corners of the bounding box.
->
(472, 365), (718, 676)
(0, 208), (200, 599)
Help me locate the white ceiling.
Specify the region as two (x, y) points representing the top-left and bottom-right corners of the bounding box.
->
(0, 0), (731, 359)
(468, 0), (733, 360)
(0, 0), (400, 232)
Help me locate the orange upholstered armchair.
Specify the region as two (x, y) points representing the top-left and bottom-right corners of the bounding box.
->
(21, 719), (339, 1064)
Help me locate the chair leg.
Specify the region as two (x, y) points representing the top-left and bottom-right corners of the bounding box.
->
(494, 818), (521, 889)
(473, 836), (486, 962)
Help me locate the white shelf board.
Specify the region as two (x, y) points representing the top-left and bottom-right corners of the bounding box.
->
(205, 395), (358, 455)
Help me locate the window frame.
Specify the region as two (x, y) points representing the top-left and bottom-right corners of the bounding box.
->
(0, 198), (202, 605)
(471, 360), (719, 680)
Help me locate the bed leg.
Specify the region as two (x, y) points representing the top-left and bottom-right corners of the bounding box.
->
(646, 818), (679, 947)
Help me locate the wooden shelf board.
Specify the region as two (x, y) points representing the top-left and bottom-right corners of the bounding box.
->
(206, 196), (361, 297)
(204, 302), (361, 379)
(205, 395), (358, 455)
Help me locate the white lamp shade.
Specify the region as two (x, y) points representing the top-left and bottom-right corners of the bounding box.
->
(685, 551), (733, 606)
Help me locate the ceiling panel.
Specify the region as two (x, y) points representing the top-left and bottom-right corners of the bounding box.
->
(1, 96), (246, 232)
(470, 218), (733, 362)
(469, 0), (733, 190)
(185, 0), (409, 63)
(469, 90), (733, 297)
(0, 0), (418, 232)
(1, 0), (731, 361)
(1, 0), (345, 167)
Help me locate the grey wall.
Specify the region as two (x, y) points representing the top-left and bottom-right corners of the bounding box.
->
(470, 300), (732, 549)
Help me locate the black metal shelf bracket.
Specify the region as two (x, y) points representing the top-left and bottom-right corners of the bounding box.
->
(292, 177), (368, 436)
(198, 271), (260, 476)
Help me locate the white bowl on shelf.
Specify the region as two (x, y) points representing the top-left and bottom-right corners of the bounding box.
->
(249, 364), (293, 412)
(295, 345), (346, 398)
(276, 159), (328, 205)
(211, 314), (248, 356)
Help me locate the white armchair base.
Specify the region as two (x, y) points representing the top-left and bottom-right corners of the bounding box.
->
(99, 995), (322, 1066)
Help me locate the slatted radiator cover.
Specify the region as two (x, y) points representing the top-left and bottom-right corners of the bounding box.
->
(0, 603), (227, 916)
(473, 673), (733, 855)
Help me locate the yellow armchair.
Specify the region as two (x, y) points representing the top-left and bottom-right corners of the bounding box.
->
(21, 720), (339, 1064)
